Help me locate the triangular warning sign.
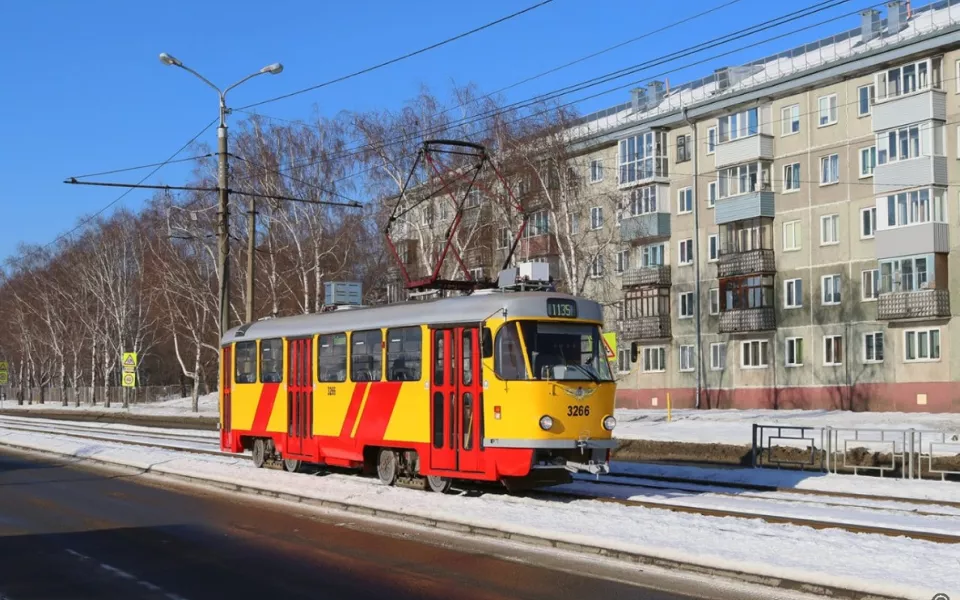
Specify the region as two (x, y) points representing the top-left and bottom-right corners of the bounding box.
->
(601, 336), (615, 360)
(123, 355), (135, 366)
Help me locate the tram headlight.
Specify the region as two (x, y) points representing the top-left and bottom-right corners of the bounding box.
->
(539, 415), (553, 431)
(603, 416), (617, 431)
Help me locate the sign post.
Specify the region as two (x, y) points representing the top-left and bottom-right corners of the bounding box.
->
(0, 361), (7, 406)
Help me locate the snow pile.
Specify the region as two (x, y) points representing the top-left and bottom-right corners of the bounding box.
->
(613, 408), (960, 445)
(0, 392), (219, 418)
(0, 427), (956, 599)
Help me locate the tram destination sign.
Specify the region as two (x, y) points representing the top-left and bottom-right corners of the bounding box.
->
(546, 298), (577, 319)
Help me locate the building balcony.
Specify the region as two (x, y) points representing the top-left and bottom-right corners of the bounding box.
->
(718, 307), (776, 334)
(715, 191), (775, 225)
(714, 134), (774, 169)
(872, 89), (946, 132)
(875, 223), (949, 260)
(717, 249), (776, 279)
(873, 157), (947, 195)
(621, 265), (671, 289)
(877, 289), (951, 321)
(619, 315), (671, 341)
(620, 213), (670, 244)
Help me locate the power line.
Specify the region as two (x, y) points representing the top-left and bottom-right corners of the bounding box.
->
(47, 117), (218, 248)
(237, 0), (557, 111)
(228, 153), (365, 206)
(67, 154), (213, 180)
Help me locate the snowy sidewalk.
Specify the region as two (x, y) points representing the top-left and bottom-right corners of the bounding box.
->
(0, 427), (956, 600)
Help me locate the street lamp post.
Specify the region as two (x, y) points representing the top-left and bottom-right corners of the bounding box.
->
(159, 53), (283, 338)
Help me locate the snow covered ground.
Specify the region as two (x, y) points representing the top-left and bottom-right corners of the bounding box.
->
(0, 427), (956, 599)
(614, 408), (960, 445)
(0, 392), (219, 418)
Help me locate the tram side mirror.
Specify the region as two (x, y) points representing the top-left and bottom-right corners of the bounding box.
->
(630, 342), (638, 364)
(481, 327), (493, 358)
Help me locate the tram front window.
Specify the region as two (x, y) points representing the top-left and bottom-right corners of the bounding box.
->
(494, 321), (613, 382)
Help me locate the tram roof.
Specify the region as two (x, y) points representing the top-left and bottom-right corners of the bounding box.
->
(220, 291), (604, 345)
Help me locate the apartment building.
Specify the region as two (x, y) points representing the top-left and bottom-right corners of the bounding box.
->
(565, 1), (960, 412)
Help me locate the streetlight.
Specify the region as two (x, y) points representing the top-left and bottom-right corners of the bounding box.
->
(159, 52), (283, 338)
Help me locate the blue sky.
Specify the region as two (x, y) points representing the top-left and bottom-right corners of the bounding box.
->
(0, 0), (876, 262)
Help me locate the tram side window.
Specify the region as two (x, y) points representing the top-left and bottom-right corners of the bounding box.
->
(318, 333), (347, 382)
(351, 329), (382, 382)
(387, 327), (421, 381)
(494, 323), (528, 380)
(260, 338), (283, 383)
(235, 341), (257, 384)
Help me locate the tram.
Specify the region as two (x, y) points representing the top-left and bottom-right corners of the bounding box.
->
(218, 290), (617, 492)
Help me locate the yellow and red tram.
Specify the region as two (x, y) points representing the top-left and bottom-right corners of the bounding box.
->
(218, 291), (617, 492)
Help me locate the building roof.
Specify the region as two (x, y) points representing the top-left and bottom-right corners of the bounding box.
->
(220, 291), (605, 345)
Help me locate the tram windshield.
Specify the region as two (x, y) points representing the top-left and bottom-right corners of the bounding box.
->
(494, 320), (613, 382)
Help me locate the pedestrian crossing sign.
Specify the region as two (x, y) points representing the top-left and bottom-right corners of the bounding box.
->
(601, 332), (616, 360)
(122, 352), (137, 372)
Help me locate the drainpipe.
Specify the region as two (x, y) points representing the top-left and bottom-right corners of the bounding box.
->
(682, 107), (702, 409)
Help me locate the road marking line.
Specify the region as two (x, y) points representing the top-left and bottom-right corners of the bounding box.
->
(65, 549), (189, 600)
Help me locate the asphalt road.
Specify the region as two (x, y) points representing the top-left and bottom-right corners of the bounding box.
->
(0, 450), (794, 600)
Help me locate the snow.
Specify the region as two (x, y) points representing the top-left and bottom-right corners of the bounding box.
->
(0, 392), (219, 418)
(614, 408), (960, 446)
(0, 427), (957, 599)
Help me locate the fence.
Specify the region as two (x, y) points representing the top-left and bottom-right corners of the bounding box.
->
(751, 424), (960, 480)
(0, 385), (191, 408)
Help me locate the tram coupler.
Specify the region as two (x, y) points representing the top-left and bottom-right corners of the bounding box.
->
(564, 460), (610, 477)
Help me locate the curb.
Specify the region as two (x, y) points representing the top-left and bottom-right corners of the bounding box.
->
(0, 409), (217, 431)
(0, 440), (917, 600)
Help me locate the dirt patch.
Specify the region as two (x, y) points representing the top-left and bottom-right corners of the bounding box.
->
(0, 409), (218, 431)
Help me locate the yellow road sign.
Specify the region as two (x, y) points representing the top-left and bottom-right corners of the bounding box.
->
(602, 332), (617, 360)
(121, 372), (136, 388)
(122, 352), (138, 372)
(0, 361), (7, 371)
(0, 372), (7, 386)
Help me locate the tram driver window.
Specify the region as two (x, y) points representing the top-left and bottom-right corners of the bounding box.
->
(235, 341), (257, 384)
(387, 327), (421, 381)
(318, 333), (347, 382)
(351, 329), (383, 382)
(519, 321), (613, 382)
(494, 323), (528, 380)
(259, 338), (283, 383)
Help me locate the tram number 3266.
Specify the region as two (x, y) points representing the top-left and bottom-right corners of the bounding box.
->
(567, 405), (591, 417)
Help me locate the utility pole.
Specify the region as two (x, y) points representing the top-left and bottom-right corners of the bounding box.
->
(683, 107), (703, 410)
(159, 53), (283, 338)
(246, 196), (255, 324)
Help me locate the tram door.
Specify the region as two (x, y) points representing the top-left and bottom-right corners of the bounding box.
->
(221, 346), (232, 440)
(430, 327), (483, 473)
(286, 337), (314, 456)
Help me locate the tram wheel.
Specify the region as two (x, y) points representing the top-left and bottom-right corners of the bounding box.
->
(251, 439), (266, 469)
(377, 449), (398, 486)
(425, 475), (452, 494)
(282, 458), (302, 473)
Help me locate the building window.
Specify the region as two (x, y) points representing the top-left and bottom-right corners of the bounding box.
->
(862, 269), (880, 301)
(615, 250), (629, 274)
(708, 234), (719, 262)
(643, 347), (666, 372)
(678, 239), (693, 265)
(861, 206), (876, 238)
(590, 159), (604, 183)
(781, 104), (800, 135)
(465, 189), (481, 208)
(883, 188), (946, 227)
(785, 337), (804, 367)
(709, 288), (719, 315)
(524, 210), (549, 237)
(618, 131), (668, 185)
(617, 348), (631, 374)
(718, 162), (769, 199)
(820, 154), (839, 184)
(784, 278), (802, 309)
(679, 345), (694, 372)
(679, 291), (694, 319)
(818, 94), (838, 126)
(864, 332), (884, 363)
(568, 213), (580, 235)
(710, 343), (726, 371)
(820, 214), (839, 245)
(858, 84), (875, 116)
(741, 340), (769, 368)
(497, 227), (511, 249)
(677, 134), (691, 163)
(823, 335), (843, 366)
(678, 187), (693, 214)
(590, 206), (603, 230)
(468, 267), (484, 281)
(905, 328), (940, 362)
(880, 256), (930, 293)
(707, 127), (717, 154)
(718, 107), (759, 143)
(707, 181), (717, 208)
(783, 220), (801, 252)
(590, 256), (604, 278)
(877, 124), (929, 165)
(822, 274), (841, 305)
(626, 185), (659, 216)
(642, 243), (665, 267)
(783, 162), (800, 191)
(875, 57), (942, 102)
(859, 146), (876, 177)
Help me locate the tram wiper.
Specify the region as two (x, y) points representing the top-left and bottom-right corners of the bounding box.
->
(567, 363), (600, 383)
